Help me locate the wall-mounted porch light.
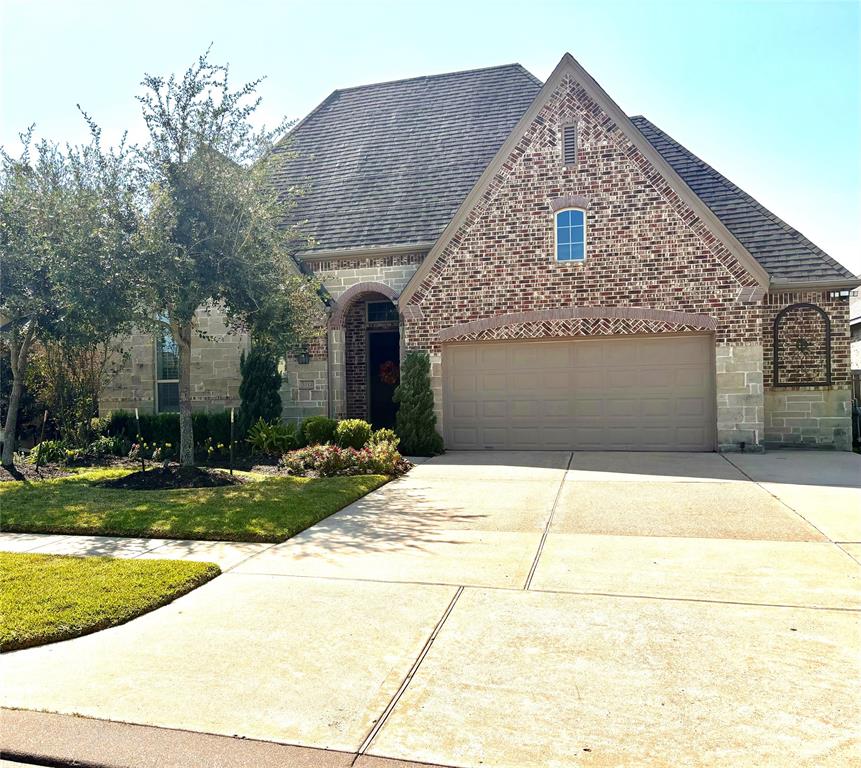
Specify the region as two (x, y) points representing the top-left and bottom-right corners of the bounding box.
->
(295, 350), (311, 365)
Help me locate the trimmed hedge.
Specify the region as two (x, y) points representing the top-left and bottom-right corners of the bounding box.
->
(106, 410), (233, 447)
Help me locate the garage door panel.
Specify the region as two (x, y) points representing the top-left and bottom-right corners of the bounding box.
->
(481, 373), (508, 392)
(451, 373), (477, 395)
(677, 397), (707, 416)
(444, 335), (715, 451)
(481, 400), (507, 418)
(542, 399), (569, 418)
(452, 401), (478, 419)
(572, 369), (604, 389)
(601, 398), (640, 417)
(511, 399), (538, 418)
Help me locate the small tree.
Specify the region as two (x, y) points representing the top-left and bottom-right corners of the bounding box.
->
(0, 129), (135, 466)
(27, 338), (124, 446)
(129, 50), (323, 465)
(394, 351), (444, 456)
(238, 347), (282, 436)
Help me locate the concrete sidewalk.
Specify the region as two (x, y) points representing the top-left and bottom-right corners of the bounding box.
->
(0, 532), (271, 570)
(2, 450), (859, 767)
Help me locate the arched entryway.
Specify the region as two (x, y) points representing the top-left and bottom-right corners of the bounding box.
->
(329, 283), (401, 428)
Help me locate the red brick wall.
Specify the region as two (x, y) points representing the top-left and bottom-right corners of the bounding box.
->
(343, 294), (400, 419)
(344, 301), (368, 418)
(763, 291), (851, 388)
(403, 73), (763, 352)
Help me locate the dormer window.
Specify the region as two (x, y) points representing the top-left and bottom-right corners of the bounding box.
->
(555, 208), (586, 262)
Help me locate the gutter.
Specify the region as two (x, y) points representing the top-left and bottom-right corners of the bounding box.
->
(768, 277), (861, 292)
(298, 242), (434, 261)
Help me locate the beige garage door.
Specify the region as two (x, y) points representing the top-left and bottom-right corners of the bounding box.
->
(443, 335), (715, 451)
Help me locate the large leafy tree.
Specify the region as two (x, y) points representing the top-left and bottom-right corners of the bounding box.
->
(0, 129), (136, 466)
(132, 51), (323, 465)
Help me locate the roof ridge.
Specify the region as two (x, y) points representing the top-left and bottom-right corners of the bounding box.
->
(631, 116), (854, 279)
(332, 63), (537, 94)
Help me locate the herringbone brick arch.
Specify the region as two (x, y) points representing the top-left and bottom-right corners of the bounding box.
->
(438, 307), (716, 343)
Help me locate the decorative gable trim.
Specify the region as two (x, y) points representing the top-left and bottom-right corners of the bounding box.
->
(398, 52), (771, 307)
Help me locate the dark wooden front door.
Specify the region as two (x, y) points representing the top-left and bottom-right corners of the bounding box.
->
(368, 330), (399, 429)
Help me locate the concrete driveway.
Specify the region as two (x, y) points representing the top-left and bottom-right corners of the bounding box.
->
(2, 451), (859, 767)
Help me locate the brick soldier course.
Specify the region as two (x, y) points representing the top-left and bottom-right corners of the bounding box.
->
(101, 53), (858, 451)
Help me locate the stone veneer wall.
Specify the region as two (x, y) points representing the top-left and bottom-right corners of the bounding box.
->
(715, 344), (764, 451)
(100, 305), (249, 415)
(307, 253), (424, 300)
(291, 253), (425, 421)
(762, 291), (852, 449)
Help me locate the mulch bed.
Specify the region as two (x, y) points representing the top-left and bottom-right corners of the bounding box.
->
(0, 464), (75, 483)
(98, 466), (248, 490)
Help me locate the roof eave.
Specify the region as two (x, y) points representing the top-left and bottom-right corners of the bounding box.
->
(768, 276), (861, 292)
(297, 242), (434, 262)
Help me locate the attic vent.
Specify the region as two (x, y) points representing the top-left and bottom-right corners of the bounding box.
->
(562, 123), (577, 166)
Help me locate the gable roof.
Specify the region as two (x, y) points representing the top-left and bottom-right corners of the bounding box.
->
(632, 117), (855, 282)
(272, 64), (542, 254)
(274, 55), (855, 289)
(399, 53), (772, 304)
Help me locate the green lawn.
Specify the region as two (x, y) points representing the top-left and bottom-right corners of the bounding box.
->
(0, 552), (220, 651)
(0, 468), (388, 542)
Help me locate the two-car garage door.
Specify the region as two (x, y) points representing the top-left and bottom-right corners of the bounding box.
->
(442, 335), (715, 451)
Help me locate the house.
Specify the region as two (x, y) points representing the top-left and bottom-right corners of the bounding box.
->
(101, 53), (859, 451)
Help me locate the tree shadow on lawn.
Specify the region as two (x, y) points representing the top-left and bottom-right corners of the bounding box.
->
(0, 471), (390, 543)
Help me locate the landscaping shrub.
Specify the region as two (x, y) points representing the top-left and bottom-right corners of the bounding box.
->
(301, 415), (337, 446)
(238, 348), (282, 436)
(106, 410), (234, 458)
(82, 435), (126, 459)
(335, 419), (372, 449)
(368, 427), (399, 449)
(394, 351), (444, 456)
(28, 440), (67, 464)
(280, 439), (408, 477)
(246, 418), (296, 455)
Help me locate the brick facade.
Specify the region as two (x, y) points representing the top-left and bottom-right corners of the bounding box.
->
(400, 71), (769, 449)
(100, 69), (853, 451)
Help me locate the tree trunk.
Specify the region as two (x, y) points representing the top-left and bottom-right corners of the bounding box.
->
(2, 324), (36, 468)
(176, 321), (195, 466)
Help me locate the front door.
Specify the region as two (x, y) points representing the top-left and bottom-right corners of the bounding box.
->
(368, 330), (400, 429)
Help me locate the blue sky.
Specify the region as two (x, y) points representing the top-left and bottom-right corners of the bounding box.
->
(2, 0), (859, 275)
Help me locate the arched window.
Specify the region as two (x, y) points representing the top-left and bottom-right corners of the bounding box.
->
(555, 208), (586, 262)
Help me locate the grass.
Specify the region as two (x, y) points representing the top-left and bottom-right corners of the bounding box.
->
(0, 468), (388, 542)
(0, 551), (220, 651)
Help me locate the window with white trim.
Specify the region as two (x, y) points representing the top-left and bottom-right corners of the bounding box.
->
(555, 208), (586, 262)
(155, 319), (180, 413)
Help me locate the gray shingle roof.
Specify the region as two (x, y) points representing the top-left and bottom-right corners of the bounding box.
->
(273, 64), (542, 253)
(632, 116), (854, 281)
(274, 64), (852, 282)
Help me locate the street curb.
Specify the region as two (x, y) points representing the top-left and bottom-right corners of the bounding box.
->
(0, 709), (456, 768)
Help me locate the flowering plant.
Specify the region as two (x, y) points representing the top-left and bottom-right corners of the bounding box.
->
(279, 439), (410, 477)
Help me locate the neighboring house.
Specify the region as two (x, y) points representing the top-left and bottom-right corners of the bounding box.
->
(851, 297), (861, 373)
(101, 53), (860, 451)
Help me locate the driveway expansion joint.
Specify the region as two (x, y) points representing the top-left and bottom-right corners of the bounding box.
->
(354, 586), (464, 762)
(721, 453), (842, 547)
(524, 451), (573, 590)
